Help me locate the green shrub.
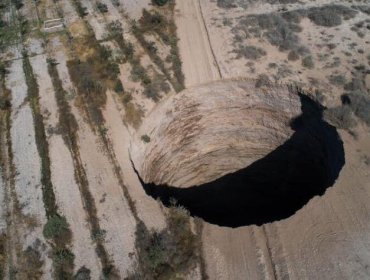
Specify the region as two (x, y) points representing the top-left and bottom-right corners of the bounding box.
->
(140, 10), (166, 32)
(0, 95), (10, 110)
(130, 205), (199, 279)
(130, 61), (151, 85)
(53, 248), (75, 267)
(141, 135), (151, 143)
(43, 215), (70, 240)
(302, 55), (314, 69)
(151, 0), (168, 6)
(74, 0), (88, 17)
(96, 2), (108, 13)
(12, 0), (23, 9)
(114, 80), (124, 93)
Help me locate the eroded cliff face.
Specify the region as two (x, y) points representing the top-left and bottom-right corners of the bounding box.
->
(130, 79), (302, 187)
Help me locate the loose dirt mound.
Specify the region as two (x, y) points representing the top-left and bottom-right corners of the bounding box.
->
(131, 79), (302, 187)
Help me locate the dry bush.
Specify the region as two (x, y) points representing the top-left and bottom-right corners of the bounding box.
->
(288, 50), (299, 61)
(124, 102), (144, 129)
(302, 55), (314, 69)
(235, 45), (266, 60)
(74, 266), (91, 280)
(96, 2), (108, 13)
(135, 7), (185, 91)
(129, 206), (200, 279)
(324, 105), (357, 129)
(307, 5), (357, 27)
(345, 91), (370, 126)
(152, 0), (168, 6)
(255, 74), (271, 88)
(217, 0), (237, 9)
(328, 74), (346, 86)
(233, 12), (308, 56)
(67, 37), (121, 126)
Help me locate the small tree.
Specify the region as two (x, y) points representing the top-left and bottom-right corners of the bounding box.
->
(43, 214), (70, 240)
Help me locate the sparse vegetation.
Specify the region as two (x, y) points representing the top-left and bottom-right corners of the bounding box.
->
(114, 79), (124, 94)
(217, 0), (237, 9)
(128, 205), (201, 279)
(324, 89), (370, 129)
(288, 50), (299, 61)
(74, 266), (91, 280)
(255, 74), (271, 88)
(23, 53), (57, 217)
(324, 105), (357, 129)
(23, 52), (74, 278)
(12, 0), (23, 10)
(141, 134), (151, 143)
(123, 101), (144, 128)
(107, 21), (134, 62)
(302, 55), (314, 69)
(49, 56), (117, 277)
(345, 91), (370, 126)
(0, 61), (11, 280)
(307, 5), (357, 27)
(72, 0), (88, 17)
(67, 37), (121, 126)
(96, 2), (108, 13)
(234, 45), (266, 60)
(232, 12), (308, 57)
(19, 243), (44, 278)
(328, 74), (346, 86)
(0, 234), (6, 279)
(152, 0), (168, 6)
(43, 214), (71, 241)
(134, 5), (185, 92)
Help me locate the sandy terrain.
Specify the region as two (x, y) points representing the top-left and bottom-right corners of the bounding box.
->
(31, 46), (102, 277)
(104, 91), (166, 230)
(70, 101), (137, 277)
(7, 58), (53, 279)
(116, 0), (150, 20)
(173, 1), (370, 279)
(0, 0), (368, 278)
(175, 0), (221, 87)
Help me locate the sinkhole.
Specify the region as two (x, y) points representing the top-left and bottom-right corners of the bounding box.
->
(131, 82), (345, 227)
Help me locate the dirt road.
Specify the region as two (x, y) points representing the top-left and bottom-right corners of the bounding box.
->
(175, 0), (221, 87)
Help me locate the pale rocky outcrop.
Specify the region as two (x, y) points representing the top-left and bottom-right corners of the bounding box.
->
(130, 79), (302, 187)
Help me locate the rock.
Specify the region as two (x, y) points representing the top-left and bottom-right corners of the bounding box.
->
(130, 79), (302, 187)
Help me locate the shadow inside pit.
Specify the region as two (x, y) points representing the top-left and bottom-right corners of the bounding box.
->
(132, 93), (345, 227)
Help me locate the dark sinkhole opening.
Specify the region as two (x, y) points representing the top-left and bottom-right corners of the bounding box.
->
(132, 94), (345, 227)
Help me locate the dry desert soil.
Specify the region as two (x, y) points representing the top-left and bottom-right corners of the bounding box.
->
(0, 0), (369, 279)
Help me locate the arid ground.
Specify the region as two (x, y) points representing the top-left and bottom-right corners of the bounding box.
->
(0, 0), (369, 279)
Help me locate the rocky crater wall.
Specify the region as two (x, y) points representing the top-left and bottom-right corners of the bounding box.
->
(130, 80), (345, 227)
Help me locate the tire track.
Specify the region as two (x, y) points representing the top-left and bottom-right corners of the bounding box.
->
(197, 0), (222, 79)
